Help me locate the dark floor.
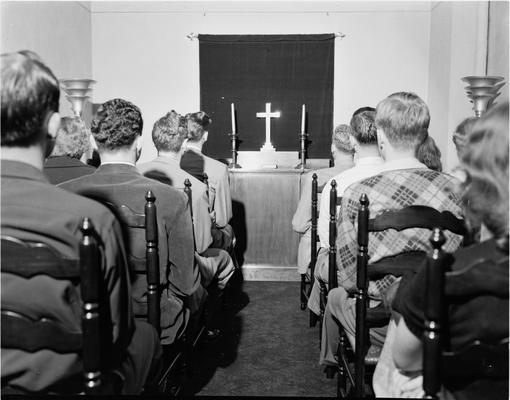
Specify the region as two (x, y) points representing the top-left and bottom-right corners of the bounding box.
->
(182, 279), (337, 397)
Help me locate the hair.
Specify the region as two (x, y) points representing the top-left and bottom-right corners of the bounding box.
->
(350, 110), (378, 145)
(186, 111), (212, 141)
(375, 92), (429, 150)
(453, 116), (477, 152)
(91, 98), (143, 151)
(51, 116), (90, 159)
(152, 110), (188, 152)
(332, 124), (354, 153)
(352, 106), (375, 117)
(1, 51), (60, 147)
(458, 102), (509, 240)
(416, 135), (442, 172)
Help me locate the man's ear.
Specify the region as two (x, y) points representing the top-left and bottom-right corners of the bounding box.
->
(203, 131), (209, 143)
(47, 112), (61, 139)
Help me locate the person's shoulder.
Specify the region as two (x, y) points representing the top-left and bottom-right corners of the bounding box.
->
(204, 155), (229, 175)
(53, 184), (118, 225)
(139, 174), (188, 203)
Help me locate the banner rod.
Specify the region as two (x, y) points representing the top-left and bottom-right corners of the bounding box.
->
(186, 32), (346, 41)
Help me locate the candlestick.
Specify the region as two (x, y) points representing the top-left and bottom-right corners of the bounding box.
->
(301, 104), (306, 133)
(231, 103), (236, 134)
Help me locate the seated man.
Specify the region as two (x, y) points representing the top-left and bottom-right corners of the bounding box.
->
(1, 51), (161, 394)
(308, 108), (385, 315)
(181, 111), (233, 229)
(292, 124), (354, 275)
(319, 92), (465, 367)
(59, 98), (206, 345)
(138, 111), (235, 291)
(43, 116), (96, 184)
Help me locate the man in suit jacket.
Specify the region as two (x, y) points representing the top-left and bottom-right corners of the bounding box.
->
(59, 99), (206, 345)
(138, 110), (235, 290)
(1, 51), (161, 394)
(180, 111), (233, 229)
(43, 116), (96, 184)
(291, 124), (354, 274)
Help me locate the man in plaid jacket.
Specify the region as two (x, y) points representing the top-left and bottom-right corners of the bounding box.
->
(319, 92), (465, 367)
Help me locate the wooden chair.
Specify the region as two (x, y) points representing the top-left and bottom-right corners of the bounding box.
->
(313, 179), (342, 342)
(1, 218), (110, 394)
(423, 228), (509, 399)
(102, 190), (161, 333)
(300, 173), (318, 327)
(336, 194), (470, 398)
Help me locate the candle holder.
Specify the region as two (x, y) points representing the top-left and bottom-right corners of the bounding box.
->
(60, 79), (96, 119)
(295, 131), (308, 170)
(461, 76), (505, 117)
(228, 132), (241, 169)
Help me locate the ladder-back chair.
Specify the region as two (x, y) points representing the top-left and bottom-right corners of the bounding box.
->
(1, 218), (110, 394)
(423, 229), (509, 399)
(102, 190), (160, 333)
(337, 194), (470, 398)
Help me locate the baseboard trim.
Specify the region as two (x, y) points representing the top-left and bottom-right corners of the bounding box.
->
(241, 264), (300, 281)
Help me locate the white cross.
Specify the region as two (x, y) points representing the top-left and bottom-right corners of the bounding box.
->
(256, 102), (280, 152)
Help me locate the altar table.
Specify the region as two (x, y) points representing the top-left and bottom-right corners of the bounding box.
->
(229, 168), (309, 280)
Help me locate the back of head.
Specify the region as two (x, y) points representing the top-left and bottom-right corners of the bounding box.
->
(350, 110), (377, 145)
(416, 135), (442, 172)
(1, 51), (60, 147)
(375, 92), (429, 151)
(186, 111), (212, 142)
(453, 116), (477, 152)
(91, 98), (143, 151)
(51, 117), (90, 159)
(352, 106), (375, 117)
(458, 102), (509, 239)
(332, 124), (354, 153)
(152, 110), (188, 153)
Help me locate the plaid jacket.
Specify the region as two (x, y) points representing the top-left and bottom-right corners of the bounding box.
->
(337, 168), (464, 298)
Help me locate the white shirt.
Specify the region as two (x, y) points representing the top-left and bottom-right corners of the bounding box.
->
(317, 156), (427, 248)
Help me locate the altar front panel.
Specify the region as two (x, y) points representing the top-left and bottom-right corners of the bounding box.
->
(229, 169), (304, 267)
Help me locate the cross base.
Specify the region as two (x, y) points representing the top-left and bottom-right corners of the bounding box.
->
(260, 142), (276, 152)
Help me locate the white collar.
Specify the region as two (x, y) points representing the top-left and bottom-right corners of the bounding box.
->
(355, 156), (384, 166)
(101, 161), (136, 167)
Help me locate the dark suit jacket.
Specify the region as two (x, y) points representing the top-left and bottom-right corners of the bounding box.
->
(59, 163), (201, 344)
(1, 160), (132, 391)
(181, 147), (233, 228)
(43, 155), (96, 185)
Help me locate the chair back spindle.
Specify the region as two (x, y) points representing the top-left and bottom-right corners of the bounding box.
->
(79, 218), (103, 394)
(328, 180), (338, 290)
(423, 228), (447, 399)
(144, 190), (160, 333)
(355, 194), (370, 398)
(310, 173), (318, 285)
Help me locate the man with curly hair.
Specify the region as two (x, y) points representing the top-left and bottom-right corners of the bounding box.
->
(1, 51), (161, 394)
(138, 110), (235, 293)
(60, 99), (207, 346)
(43, 116), (96, 184)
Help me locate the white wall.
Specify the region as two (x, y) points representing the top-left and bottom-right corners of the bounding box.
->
(488, 0), (509, 102)
(427, 1), (508, 172)
(90, 1), (432, 163)
(1, 1), (92, 119)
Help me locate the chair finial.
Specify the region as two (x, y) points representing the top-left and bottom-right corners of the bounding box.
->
(80, 217), (93, 234)
(145, 189), (155, 202)
(430, 227), (446, 249)
(312, 172), (318, 180)
(331, 179), (337, 189)
(359, 193), (369, 207)
(184, 179), (191, 189)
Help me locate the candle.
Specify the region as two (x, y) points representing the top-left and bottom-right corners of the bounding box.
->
(231, 103), (236, 134)
(301, 104), (306, 133)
